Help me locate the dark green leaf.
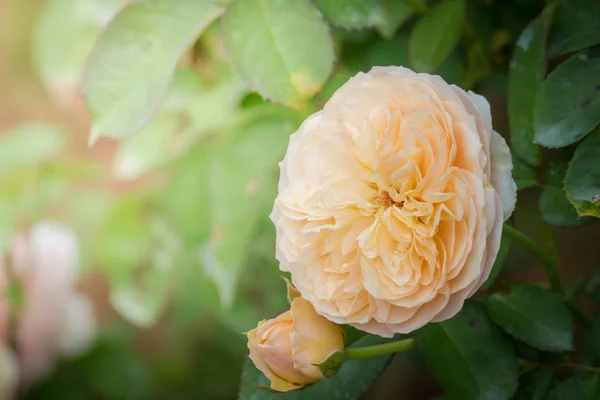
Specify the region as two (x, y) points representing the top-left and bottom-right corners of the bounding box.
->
(416, 301), (518, 400)
(223, 0), (334, 108)
(313, 0), (384, 29)
(409, 0), (465, 73)
(533, 51), (600, 148)
(547, 373), (600, 400)
(508, 18), (545, 165)
(481, 234), (510, 291)
(514, 369), (554, 400)
(548, 0), (600, 58)
(375, 0), (415, 38)
(591, 310), (600, 359)
(238, 334), (397, 400)
(83, 0), (223, 142)
(485, 285), (573, 351)
(564, 127), (600, 218)
(539, 186), (595, 227)
(512, 156), (537, 190)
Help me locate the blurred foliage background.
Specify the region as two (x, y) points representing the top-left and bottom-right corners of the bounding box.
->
(0, 0), (599, 399)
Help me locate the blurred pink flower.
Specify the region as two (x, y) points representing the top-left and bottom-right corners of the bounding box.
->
(0, 222), (96, 390)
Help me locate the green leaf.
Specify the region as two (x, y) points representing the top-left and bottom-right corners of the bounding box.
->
(564, 128), (600, 218)
(409, 0), (465, 73)
(223, 0), (334, 108)
(313, 0), (384, 29)
(375, 0), (415, 38)
(110, 216), (182, 326)
(485, 285), (573, 352)
(163, 145), (212, 245)
(548, 0), (600, 58)
(547, 373), (600, 400)
(415, 301), (518, 400)
(0, 123), (67, 178)
(591, 310), (600, 359)
(238, 334), (397, 400)
(83, 0), (224, 143)
(508, 18), (545, 165)
(539, 185), (595, 227)
(512, 156), (537, 190)
(514, 369), (555, 400)
(480, 234), (510, 291)
(203, 111), (296, 306)
(95, 196), (152, 288)
(32, 0), (123, 106)
(533, 51), (600, 148)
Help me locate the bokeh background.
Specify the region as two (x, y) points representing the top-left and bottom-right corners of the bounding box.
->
(1, 0), (599, 399)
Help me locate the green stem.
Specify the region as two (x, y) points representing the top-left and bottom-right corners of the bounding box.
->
(502, 224), (564, 295)
(344, 338), (416, 360)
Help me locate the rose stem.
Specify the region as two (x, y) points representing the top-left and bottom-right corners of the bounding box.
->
(502, 224), (564, 295)
(343, 338), (416, 360)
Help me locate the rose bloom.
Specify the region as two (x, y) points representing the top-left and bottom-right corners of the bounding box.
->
(0, 222), (96, 388)
(247, 297), (344, 392)
(271, 66), (516, 337)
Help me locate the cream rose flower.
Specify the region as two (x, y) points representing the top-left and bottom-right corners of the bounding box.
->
(247, 297), (344, 392)
(271, 66), (516, 337)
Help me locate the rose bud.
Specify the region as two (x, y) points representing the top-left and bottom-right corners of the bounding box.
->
(247, 297), (344, 392)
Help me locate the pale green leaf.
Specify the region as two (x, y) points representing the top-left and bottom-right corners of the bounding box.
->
(312, 0), (384, 29)
(83, 0), (224, 142)
(375, 0), (415, 38)
(32, 0), (123, 106)
(0, 123), (67, 178)
(202, 111), (296, 306)
(222, 0), (334, 108)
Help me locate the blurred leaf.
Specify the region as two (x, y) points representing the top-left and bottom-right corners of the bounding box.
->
(163, 145), (212, 245)
(533, 51), (600, 148)
(415, 301), (518, 400)
(512, 156), (537, 190)
(32, 0), (123, 106)
(313, 0), (384, 29)
(481, 234), (510, 291)
(485, 285), (573, 352)
(113, 114), (185, 180)
(111, 216), (182, 326)
(83, 0), (223, 143)
(375, 0), (415, 38)
(313, 69), (353, 107)
(239, 334), (398, 400)
(539, 186), (594, 227)
(202, 111), (295, 306)
(222, 0), (334, 108)
(591, 310), (600, 359)
(514, 369), (555, 400)
(409, 0), (465, 73)
(564, 128), (600, 218)
(437, 50), (463, 85)
(547, 373), (600, 399)
(548, 0), (600, 58)
(545, 160), (569, 187)
(95, 196), (152, 285)
(0, 123), (67, 178)
(462, 41), (490, 89)
(508, 17), (545, 165)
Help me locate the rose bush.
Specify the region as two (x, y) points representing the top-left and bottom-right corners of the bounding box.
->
(271, 66), (517, 337)
(247, 296), (344, 392)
